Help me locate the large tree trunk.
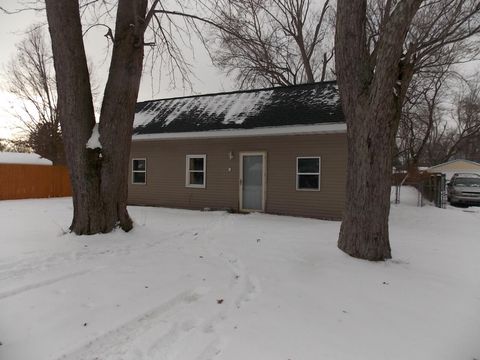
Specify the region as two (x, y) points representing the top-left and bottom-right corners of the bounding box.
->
(337, 94), (397, 260)
(45, 0), (147, 234)
(98, 0), (147, 232)
(335, 0), (422, 260)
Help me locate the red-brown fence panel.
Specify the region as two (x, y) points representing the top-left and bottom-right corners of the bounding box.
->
(0, 164), (72, 200)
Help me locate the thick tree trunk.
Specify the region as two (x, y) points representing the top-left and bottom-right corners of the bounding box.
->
(335, 0), (422, 260)
(45, 0), (102, 234)
(338, 96), (397, 260)
(46, 0), (147, 234)
(98, 0), (147, 232)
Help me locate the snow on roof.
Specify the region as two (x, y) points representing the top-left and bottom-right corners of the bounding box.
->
(133, 81), (343, 135)
(0, 152), (52, 165)
(427, 159), (480, 170)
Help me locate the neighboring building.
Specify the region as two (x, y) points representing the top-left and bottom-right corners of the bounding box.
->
(426, 159), (480, 180)
(128, 81), (347, 220)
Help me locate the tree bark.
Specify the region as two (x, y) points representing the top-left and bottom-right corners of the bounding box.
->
(335, 0), (422, 260)
(45, 0), (147, 234)
(337, 91), (397, 260)
(295, 33), (315, 83)
(98, 0), (147, 232)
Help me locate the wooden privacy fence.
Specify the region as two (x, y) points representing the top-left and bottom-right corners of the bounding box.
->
(0, 164), (72, 200)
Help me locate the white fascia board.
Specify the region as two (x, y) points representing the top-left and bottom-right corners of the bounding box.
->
(132, 123), (346, 141)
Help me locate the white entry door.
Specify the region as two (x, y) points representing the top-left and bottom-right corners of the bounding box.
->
(239, 152), (266, 212)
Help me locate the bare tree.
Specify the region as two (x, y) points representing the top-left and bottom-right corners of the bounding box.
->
(0, 137), (31, 153)
(0, 0), (227, 234)
(396, 71), (480, 168)
(39, 0), (231, 235)
(395, 66), (451, 169)
(336, 0), (422, 261)
(41, 0), (148, 234)
(208, 0), (334, 88)
(3, 26), (65, 164)
(335, 0), (480, 260)
(427, 74), (480, 163)
(0, 139), (9, 152)
(448, 74), (480, 161)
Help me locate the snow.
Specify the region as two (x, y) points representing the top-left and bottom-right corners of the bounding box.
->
(86, 124), (102, 149)
(133, 83), (340, 129)
(133, 104), (161, 128)
(137, 90), (275, 128)
(163, 97), (198, 127)
(0, 187), (479, 360)
(0, 152), (52, 165)
(310, 85), (339, 107)
(221, 91), (273, 124)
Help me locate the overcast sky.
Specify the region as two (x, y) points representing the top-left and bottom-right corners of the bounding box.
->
(0, 1), (478, 140)
(0, 1), (235, 139)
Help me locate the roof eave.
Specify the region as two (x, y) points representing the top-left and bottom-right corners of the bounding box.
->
(427, 158), (480, 170)
(132, 122), (346, 141)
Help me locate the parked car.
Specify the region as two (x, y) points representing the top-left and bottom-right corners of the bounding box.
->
(447, 173), (480, 206)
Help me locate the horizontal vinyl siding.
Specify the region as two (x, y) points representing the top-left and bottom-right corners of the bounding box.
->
(128, 133), (346, 219)
(265, 135), (345, 219)
(129, 141), (235, 211)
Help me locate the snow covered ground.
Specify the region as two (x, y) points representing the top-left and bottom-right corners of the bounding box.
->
(0, 187), (479, 360)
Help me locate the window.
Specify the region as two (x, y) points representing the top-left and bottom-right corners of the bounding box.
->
(186, 155), (206, 188)
(132, 158), (146, 184)
(296, 157), (320, 190)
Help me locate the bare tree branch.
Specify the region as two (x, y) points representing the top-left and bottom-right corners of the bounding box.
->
(207, 0), (334, 88)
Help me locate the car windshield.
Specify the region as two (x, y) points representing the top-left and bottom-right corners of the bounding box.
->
(453, 178), (480, 187)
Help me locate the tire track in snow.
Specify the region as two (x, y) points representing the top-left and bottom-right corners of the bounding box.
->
(141, 213), (256, 360)
(178, 213), (262, 360)
(172, 260), (258, 360)
(0, 211), (228, 284)
(144, 318), (202, 360)
(193, 338), (227, 360)
(0, 225), (204, 282)
(56, 286), (211, 360)
(0, 269), (93, 300)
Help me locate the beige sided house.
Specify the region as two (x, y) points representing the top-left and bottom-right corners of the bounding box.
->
(427, 159), (480, 180)
(128, 81), (347, 220)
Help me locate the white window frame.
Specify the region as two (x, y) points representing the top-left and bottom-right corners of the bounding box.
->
(132, 158), (147, 185)
(186, 154), (206, 188)
(296, 156), (321, 191)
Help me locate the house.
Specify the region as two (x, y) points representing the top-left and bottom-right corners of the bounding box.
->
(128, 81), (347, 220)
(426, 159), (480, 180)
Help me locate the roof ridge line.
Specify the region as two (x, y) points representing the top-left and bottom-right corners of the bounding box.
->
(137, 80), (337, 104)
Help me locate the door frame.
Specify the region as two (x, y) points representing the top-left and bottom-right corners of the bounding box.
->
(239, 151), (267, 212)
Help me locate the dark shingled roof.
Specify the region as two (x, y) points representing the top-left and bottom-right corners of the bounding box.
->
(133, 81), (344, 135)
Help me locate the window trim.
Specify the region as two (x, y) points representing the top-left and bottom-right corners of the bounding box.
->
(132, 158), (147, 185)
(186, 154), (207, 188)
(296, 156), (321, 191)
